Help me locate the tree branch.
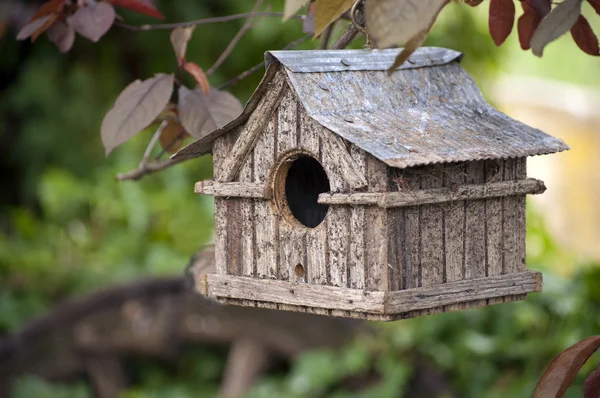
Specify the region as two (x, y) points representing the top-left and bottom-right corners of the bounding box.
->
(116, 158), (183, 181)
(331, 23), (359, 49)
(206, 0), (264, 77)
(141, 120), (167, 168)
(115, 12), (302, 31)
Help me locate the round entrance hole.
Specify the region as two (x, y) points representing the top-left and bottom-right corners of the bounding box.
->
(278, 155), (330, 228)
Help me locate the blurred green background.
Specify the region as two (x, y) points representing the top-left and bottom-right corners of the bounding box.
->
(1, 1), (599, 397)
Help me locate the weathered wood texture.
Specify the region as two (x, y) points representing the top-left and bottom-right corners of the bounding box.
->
(194, 180), (269, 199)
(317, 178), (545, 206)
(200, 271), (542, 321)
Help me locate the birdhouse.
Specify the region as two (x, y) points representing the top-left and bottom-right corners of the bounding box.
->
(174, 47), (568, 321)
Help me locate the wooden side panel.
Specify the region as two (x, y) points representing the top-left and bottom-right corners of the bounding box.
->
(364, 154), (389, 291)
(238, 152), (255, 278)
(485, 159), (505, 305)
(443, 164), (466, 312)
(254, 115), (277, 280)
(213, 133), (236, 275)
(225, 199), (242, 276)
(464, 160), (487, 309)
(348, 145), (366, 290)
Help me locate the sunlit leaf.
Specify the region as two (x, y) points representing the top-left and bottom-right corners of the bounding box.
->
(101, 74), (175, 156)
(366, 0), (449, 48)
(584, 364), (600, 398)
(387, 29), (429, 74)
(183, 62), (210, 96)
(178, 86), (243, 140)
(108, 0), (165, 20)
(534, 336), (600, 398)
(489, 0), (515, 46)
(170, 27), (195, 65)
(47, 20), (75, 53)
(518, 2), (542, 50)
(68, 2), (116, 43)
(159, 120), (188, 153)
(570, 15), (600, 55)
(29, 0), (65, 23)
(313, 0), (354, 37)
(283, 0), (310, 21)
(530, 0), (583, 56)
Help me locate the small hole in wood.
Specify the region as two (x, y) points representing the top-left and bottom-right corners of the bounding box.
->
(294, 263), (305, 279)
(279, 155), (330, 228)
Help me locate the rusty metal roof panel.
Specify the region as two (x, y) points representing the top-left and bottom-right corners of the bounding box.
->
(174, 48), (568, 165)
(265, 47), (463, 73)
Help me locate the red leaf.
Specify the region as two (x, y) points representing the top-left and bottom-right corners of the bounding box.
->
(584, 364), (600, 398)
(159, 120), (188, 153)
(588, 0), (600, 16)
(489, 0), (515, 46)
(16, 14), (57, 42)
(29, 0), (65, 23)
(534, 336), (600, 398)
(525, 0), (551, 17)
(109, 0), (164, 20)
(518, 3), (542, 50)
(571, 15), (600, 55)
(184, 62), (210, 96)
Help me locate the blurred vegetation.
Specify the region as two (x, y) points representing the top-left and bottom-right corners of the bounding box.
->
(0, 1), (598, 397)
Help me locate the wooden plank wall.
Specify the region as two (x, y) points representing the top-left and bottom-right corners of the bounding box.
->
(386, 158), (528, 309)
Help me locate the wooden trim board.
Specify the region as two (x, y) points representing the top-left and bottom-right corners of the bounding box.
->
(318, 179), (546, 207)
(198, 271), (542, 316)
(195, 180), (270, 199)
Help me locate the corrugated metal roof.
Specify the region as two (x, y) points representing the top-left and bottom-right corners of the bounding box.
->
(265, 47), (463, 73)
(173, 47), (568, 165)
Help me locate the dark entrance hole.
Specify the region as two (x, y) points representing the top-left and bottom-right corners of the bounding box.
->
(284, 155), (330, 228)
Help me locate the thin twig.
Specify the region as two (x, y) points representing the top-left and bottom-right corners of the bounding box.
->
(154, 130), (186, 161)
(115, 12), (302, 31)
(331, 23), (359, 49)
(141, 120), (168, 168)
(319, 24), (335, 49)
(117, 158), (183, 181)
(218, 34), (311, 89)
(206, 0), (264, 77)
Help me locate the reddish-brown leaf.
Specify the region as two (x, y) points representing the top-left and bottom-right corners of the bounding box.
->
(571, 15), (600, 55)
(534, 336), (600, 398)
(159, 120), (188, 153)
(108, 0), (165, 20)
(465, 0), (484, 6)
(68, 2), (116, 42)
(183, 62), (210, 96)
(588, 0), (600, 16)
(518, 3), (542, 50)
(47, 19), (75, 53)
(29, 0), (65, 23)
(525, 0), (551, 17)
(489, 0), (516, 46)
(584, 364), (600, 398)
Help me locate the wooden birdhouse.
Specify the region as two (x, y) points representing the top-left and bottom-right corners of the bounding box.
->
(174, 47), (568, 321)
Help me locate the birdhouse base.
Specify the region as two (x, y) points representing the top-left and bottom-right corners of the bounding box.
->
(197, 271), (542, 321)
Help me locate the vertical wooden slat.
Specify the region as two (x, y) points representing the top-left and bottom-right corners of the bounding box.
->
(419, 166), (445, 315)
(364, 154), (389, 291)
(213, 134), (236, 275)
(254, 116), (277, 280)
(485, 159), (505, 305)
(348, 145), (366, 290)
(299, 109), (327, 287)
(403, 168), (421, 290)
(464, 160), (487, 309)
(226, 199), (242, 276)
(503, 157), (527, 303)
(327, 207), (349, 287)
(238, 151), (254, 277)
(386, 206), (403, 291)
(443, 164), (466, 312)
